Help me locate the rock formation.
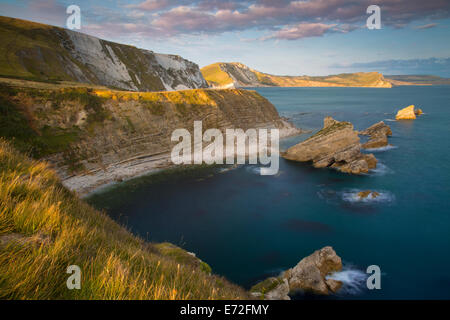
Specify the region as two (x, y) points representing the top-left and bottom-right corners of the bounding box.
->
(358, 190), (380, 199)
(395, 105), (423, 120)
(282, 117), (377, 174)
(415, 108), (424, 116)
(0, 83), (300, 195)
(0, 16), (208, 91)
(251, 246), (343, 300)
(359, 121), (392, 149)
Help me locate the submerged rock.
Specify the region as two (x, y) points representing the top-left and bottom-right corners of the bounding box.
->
(357, 190), (380, 199)
(282, 117), (377, 174)
(396, 105), (419, 120)
(360, 121), (392, 149)
(251, 247), (343, 299)
(415, 108), (424, 116)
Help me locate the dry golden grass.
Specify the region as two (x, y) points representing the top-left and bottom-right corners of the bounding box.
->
(0, 139), (248, 299)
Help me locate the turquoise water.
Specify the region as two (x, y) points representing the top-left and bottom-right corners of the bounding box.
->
(87, 86), (450, 299)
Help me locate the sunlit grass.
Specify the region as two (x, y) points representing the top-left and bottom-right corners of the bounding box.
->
(0, 139), (248, 299)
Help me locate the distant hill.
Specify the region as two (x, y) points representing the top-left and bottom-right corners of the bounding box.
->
(0, 16), (208, 91)
(384, 75), (450, 86)
(201, 62), (392, 88)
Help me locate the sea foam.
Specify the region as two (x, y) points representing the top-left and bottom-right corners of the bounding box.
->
(340, 189), (395, 204)
(327, 266), (368, 295)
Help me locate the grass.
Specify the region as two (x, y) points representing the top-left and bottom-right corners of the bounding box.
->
(0, 139), (248, 299)
(200, 63), (234, 87)
(0, 84), (110, 158)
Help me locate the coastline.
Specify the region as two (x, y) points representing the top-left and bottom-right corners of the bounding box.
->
(64, 122), (304, 198)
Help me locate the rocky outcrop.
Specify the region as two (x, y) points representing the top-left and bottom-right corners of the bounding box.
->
(201, 62), (392, 88)
(360, 121), (392, 149)
(358, 190), (380, 199)
(251, 247), (343, 299)
(395, 105), (422, 120)
(0, 16), (208, 91)
(282, 117), (377, 174)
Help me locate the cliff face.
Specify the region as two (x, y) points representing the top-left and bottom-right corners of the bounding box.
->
(0, 80), (298, 194)
(0, 16), (208, 91)
(201, 62), (392, 88)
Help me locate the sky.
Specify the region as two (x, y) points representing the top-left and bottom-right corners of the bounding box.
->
(1, 0), (450, 76)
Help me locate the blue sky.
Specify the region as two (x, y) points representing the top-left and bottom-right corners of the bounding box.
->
(1, 0), (450, 76)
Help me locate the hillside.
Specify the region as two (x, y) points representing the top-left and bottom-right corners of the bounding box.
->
(0, 138), (248, 299)
(0, 78), (298, 195)
(201, 62), (392, 88)
(0, 16), (208, 91)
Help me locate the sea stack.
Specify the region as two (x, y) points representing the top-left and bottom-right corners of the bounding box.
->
(395, 105), (424, 120)
(282, 117), (377, 174)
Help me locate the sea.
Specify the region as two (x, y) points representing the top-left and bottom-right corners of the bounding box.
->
(87, 86), (450, 299)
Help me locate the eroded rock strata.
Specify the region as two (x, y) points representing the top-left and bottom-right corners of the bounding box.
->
(0, 84), (300, 195)
(282, 117), (377, 174)
(251, 246), (343, 300)
(359, 121), (392, 149)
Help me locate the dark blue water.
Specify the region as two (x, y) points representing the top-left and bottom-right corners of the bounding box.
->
(87, 86), (450, 299)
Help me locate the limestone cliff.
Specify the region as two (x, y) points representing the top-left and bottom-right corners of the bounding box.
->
(0, 16), (208, 91)
(201, 62), (392, 88)
(0, 80), (299, 195)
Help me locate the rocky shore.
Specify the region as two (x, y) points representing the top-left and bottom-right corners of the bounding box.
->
(251, 247), (343, 300)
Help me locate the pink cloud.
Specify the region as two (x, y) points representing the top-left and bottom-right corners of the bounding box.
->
(263, 23), (336, 40)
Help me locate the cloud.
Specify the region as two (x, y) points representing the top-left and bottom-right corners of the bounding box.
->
(127, 0), (173, 12)
(136, 0), (450, 37)
(262, 23), (336, 40)
(2, 0), (450, 40)
(414, 23), (438, 30)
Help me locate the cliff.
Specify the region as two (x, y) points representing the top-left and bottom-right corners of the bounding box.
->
(201, 62), (392, 88)
(0, 16), (208, 91)
(0, 79), (298, 195)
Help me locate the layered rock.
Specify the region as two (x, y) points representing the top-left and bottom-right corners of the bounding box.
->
(251, 247), (343, 300)
(282, 117), (377, 174)
(395, 105), (424, 120)
(360, 121), (392, 149)
(0, 83), (300, 195)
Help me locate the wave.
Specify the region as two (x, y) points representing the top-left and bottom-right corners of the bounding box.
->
(364, 145), (398, 152)
(245, 166), (263, 175)
(218, 164), (241, 173)
(384, 118), (396, 122)
(369, 163), (394, 176)
(327, 266), (367, 295)
(340, 189), (395, 204)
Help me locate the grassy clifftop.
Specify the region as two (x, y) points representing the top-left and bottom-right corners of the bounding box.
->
(0, 139), (248, 299)
(201, 62), (392, 88)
